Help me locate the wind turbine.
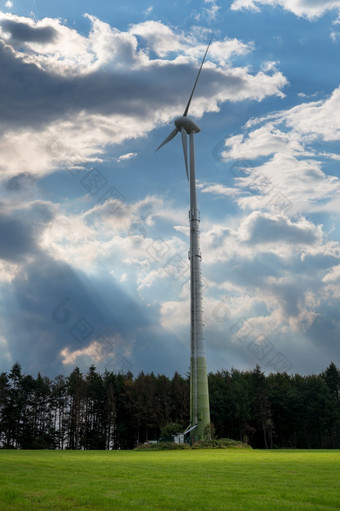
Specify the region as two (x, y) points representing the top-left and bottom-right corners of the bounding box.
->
(156, 37), (212, 442)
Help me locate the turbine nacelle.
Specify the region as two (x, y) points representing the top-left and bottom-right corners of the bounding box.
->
(174, 116), (200, 135)
(155, 35), (212, 181)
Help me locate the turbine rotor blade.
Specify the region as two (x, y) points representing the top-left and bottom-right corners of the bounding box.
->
(155, 128), (178, 152)
(180, 128), (189, 181)
(183, 34), (213, 117)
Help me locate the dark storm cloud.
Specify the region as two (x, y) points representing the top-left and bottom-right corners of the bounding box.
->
(0, 200), (185, 376)
(267, 280), (302, 317)
(0, 20), (58, 43)
(5, 172), (35, 191)
(244, 213), (318, 245)
(209, 252), (283, 290)
(0, 214), (35, 261)
(307, 306), (340, 354)
(0, 39), (243, 131)
(1, 250), (186, 376)
(0, 202), (53, 262)
(7, 254), (141, 372)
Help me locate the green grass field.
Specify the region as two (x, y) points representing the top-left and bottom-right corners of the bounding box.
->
(0, 449), (339, 510)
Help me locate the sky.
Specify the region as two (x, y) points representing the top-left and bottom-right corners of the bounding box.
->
(0, 0), (340, 378)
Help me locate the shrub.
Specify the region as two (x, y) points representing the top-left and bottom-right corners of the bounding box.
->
(192, 438), (252, 449)
(134, 442), (190, 451)
(134, 439), (251, 450)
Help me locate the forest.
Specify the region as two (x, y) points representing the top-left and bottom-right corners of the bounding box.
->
(0, 362), (339, 450)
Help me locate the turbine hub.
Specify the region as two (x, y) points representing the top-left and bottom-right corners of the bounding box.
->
(175, 116), (200, 134)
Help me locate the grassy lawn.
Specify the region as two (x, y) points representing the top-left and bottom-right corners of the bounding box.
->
(0, 449), (339, 510)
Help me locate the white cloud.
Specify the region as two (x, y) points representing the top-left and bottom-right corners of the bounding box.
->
(40, 211), (103, 268)
(59, 334), (133, 367)
(39, 195), (155, 270)
(38, 195), (189, 285)
(120, 272), (128, 282)
(234, 154), (340, 216)
(160, 299), (189, 331)
(199, 182), (241, 197)
(204, 0), (221, 20)
(117, 152), (138, 162)
(204, 293), (261, 329)
(0, 114), (153, 181)
(24, 179), (340, 351)
(237, 211), (321, 245)
(143, 6), (153, 16)
(322, 264), (340, 282)
(217, 88), (340, 217)
(60, 340), (104, 365)
(193, 0), (221, 22)
(330, 30), (340, 42)
(0, 12), (147, 75)
(0, 259), (20, 282)
(0, 13), (288, 182)
(129, 21), (251, 64)
(222, 124), (306, 160)
(137, 267), (168, 292)
(199, 208), (340, 336)
(282, 88), (340, 141)
(156, 203), (340, 345)
(129, 20), (186, 57)
(200, 210), (330, 267)
(3, 179), (339, 373)
(198, 38), (252, 66)
(230, 0), (340, 20)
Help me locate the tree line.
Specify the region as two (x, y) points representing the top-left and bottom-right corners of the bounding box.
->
(0, 362), (339, 449)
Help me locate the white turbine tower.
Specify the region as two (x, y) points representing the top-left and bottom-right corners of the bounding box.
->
(156, 37), (212, 442)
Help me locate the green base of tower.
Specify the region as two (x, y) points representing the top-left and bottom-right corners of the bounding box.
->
(190, 356), (210, 442)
